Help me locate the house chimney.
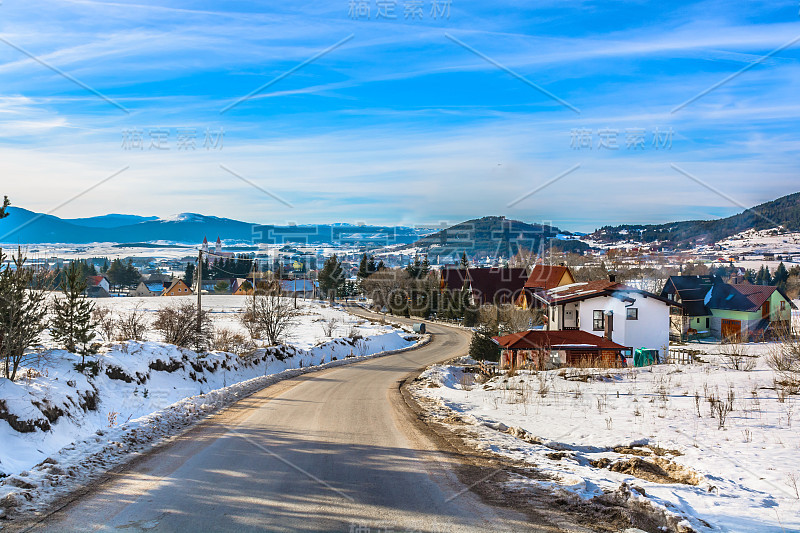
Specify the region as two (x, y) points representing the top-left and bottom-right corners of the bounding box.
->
(604, 311), (613, 340)
(608, 273), (616, 283)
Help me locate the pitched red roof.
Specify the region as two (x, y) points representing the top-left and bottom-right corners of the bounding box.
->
(729, 284), (775, 310)
(494, 329), (627, 351)
(524, 265), (571, 290)
(86, 276), (106, 287)
(440, 267), (529, 305)
(466, 267), (528, 305)
(441, 267), (469, 291)
(535, 280), (621, 304)
(534, 280), (675, 306)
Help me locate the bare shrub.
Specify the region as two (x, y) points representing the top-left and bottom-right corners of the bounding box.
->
(322, 318), (340, 337)
(152, 301), (212, 350)
(537, 374), (550, 397)
(478, 304), (542, 335)
(719, 343), (757, 371)
(212, 328), (254, 356)
(347, 325), (361, 340)
(92, 306), (117, 343)
(354, 338), (368, 357)
(767, 334), (800, 387)
(117, 303), (149, 341)
(239, 289), (299, 345)
(708, 389), (735, 429)
(786, 472), (800, 499)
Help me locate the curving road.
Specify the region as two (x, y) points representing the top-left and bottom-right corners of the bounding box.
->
(30, 309), (541, 532)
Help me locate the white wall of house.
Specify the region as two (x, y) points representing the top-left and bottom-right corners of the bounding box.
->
(548, 301), (579, 330)
(550, 294), (670, 355)
(98, 278), (110, 293)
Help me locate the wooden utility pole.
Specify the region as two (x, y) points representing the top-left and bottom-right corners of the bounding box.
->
(196, 250), (203, 333)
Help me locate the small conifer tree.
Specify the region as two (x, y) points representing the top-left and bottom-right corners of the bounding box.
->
(51, 262), (97, 364)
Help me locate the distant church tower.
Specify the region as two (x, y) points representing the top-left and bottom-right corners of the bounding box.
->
(202, 236), (209, 254)
(215, 236), (222, 255)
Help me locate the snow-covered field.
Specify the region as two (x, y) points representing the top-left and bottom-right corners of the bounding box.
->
(715, 228), (800, 259)
(76, 294), (391, 349)
(411, 343), (800, 533)
(0, 296), (421, 519)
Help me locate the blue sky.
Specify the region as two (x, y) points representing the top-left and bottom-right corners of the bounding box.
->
(0, 0), (798, 231)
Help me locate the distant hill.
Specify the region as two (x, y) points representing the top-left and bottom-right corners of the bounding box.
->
(591, 192), (800, 246)
(406, 216), (588, 260)
(0, 208), (256, 244)
(251, 223), (428, 246)
(0, 208), (432, 246)
(64, 214), (159, 228)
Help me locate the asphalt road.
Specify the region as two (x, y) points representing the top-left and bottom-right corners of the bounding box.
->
(32, 310), (538, 533)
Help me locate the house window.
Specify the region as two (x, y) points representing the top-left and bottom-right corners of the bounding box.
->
(706, 317), (710, 328)
(626, 308), (638, 320)
(593, 310), (604, 331)
(781, 301), (786, 311)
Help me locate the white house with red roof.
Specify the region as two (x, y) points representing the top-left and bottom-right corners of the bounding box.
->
(85, 275), (111, 298)
(533, 275), (676, 357)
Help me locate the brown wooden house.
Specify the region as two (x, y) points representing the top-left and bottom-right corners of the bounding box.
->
(493, 329), (631, 369)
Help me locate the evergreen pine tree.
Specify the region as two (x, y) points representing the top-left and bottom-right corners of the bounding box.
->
(50, 262), (96, 363)
(376, 260), (385, 271)
(319, 255), (344, 300)
(406, 255), (421, 278)
(0, 248), (49, 381)
(367, 255), (377, 275)
(460, 252), (469, 269)
(183, 262), (196, 288)
(0, 195), (9, 219)
(124, 260), (141, 289)
(773, 262), (789, 290)
(756, 265), (770, 285)
(357, 254), (369, 279)
(469, 326), (499, 361)
(105, 258), (124, 292)
(420, 255), (430, 278)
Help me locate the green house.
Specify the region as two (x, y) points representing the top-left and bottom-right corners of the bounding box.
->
(707, 283), (795, 340)
(662, 275), (796, 341)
